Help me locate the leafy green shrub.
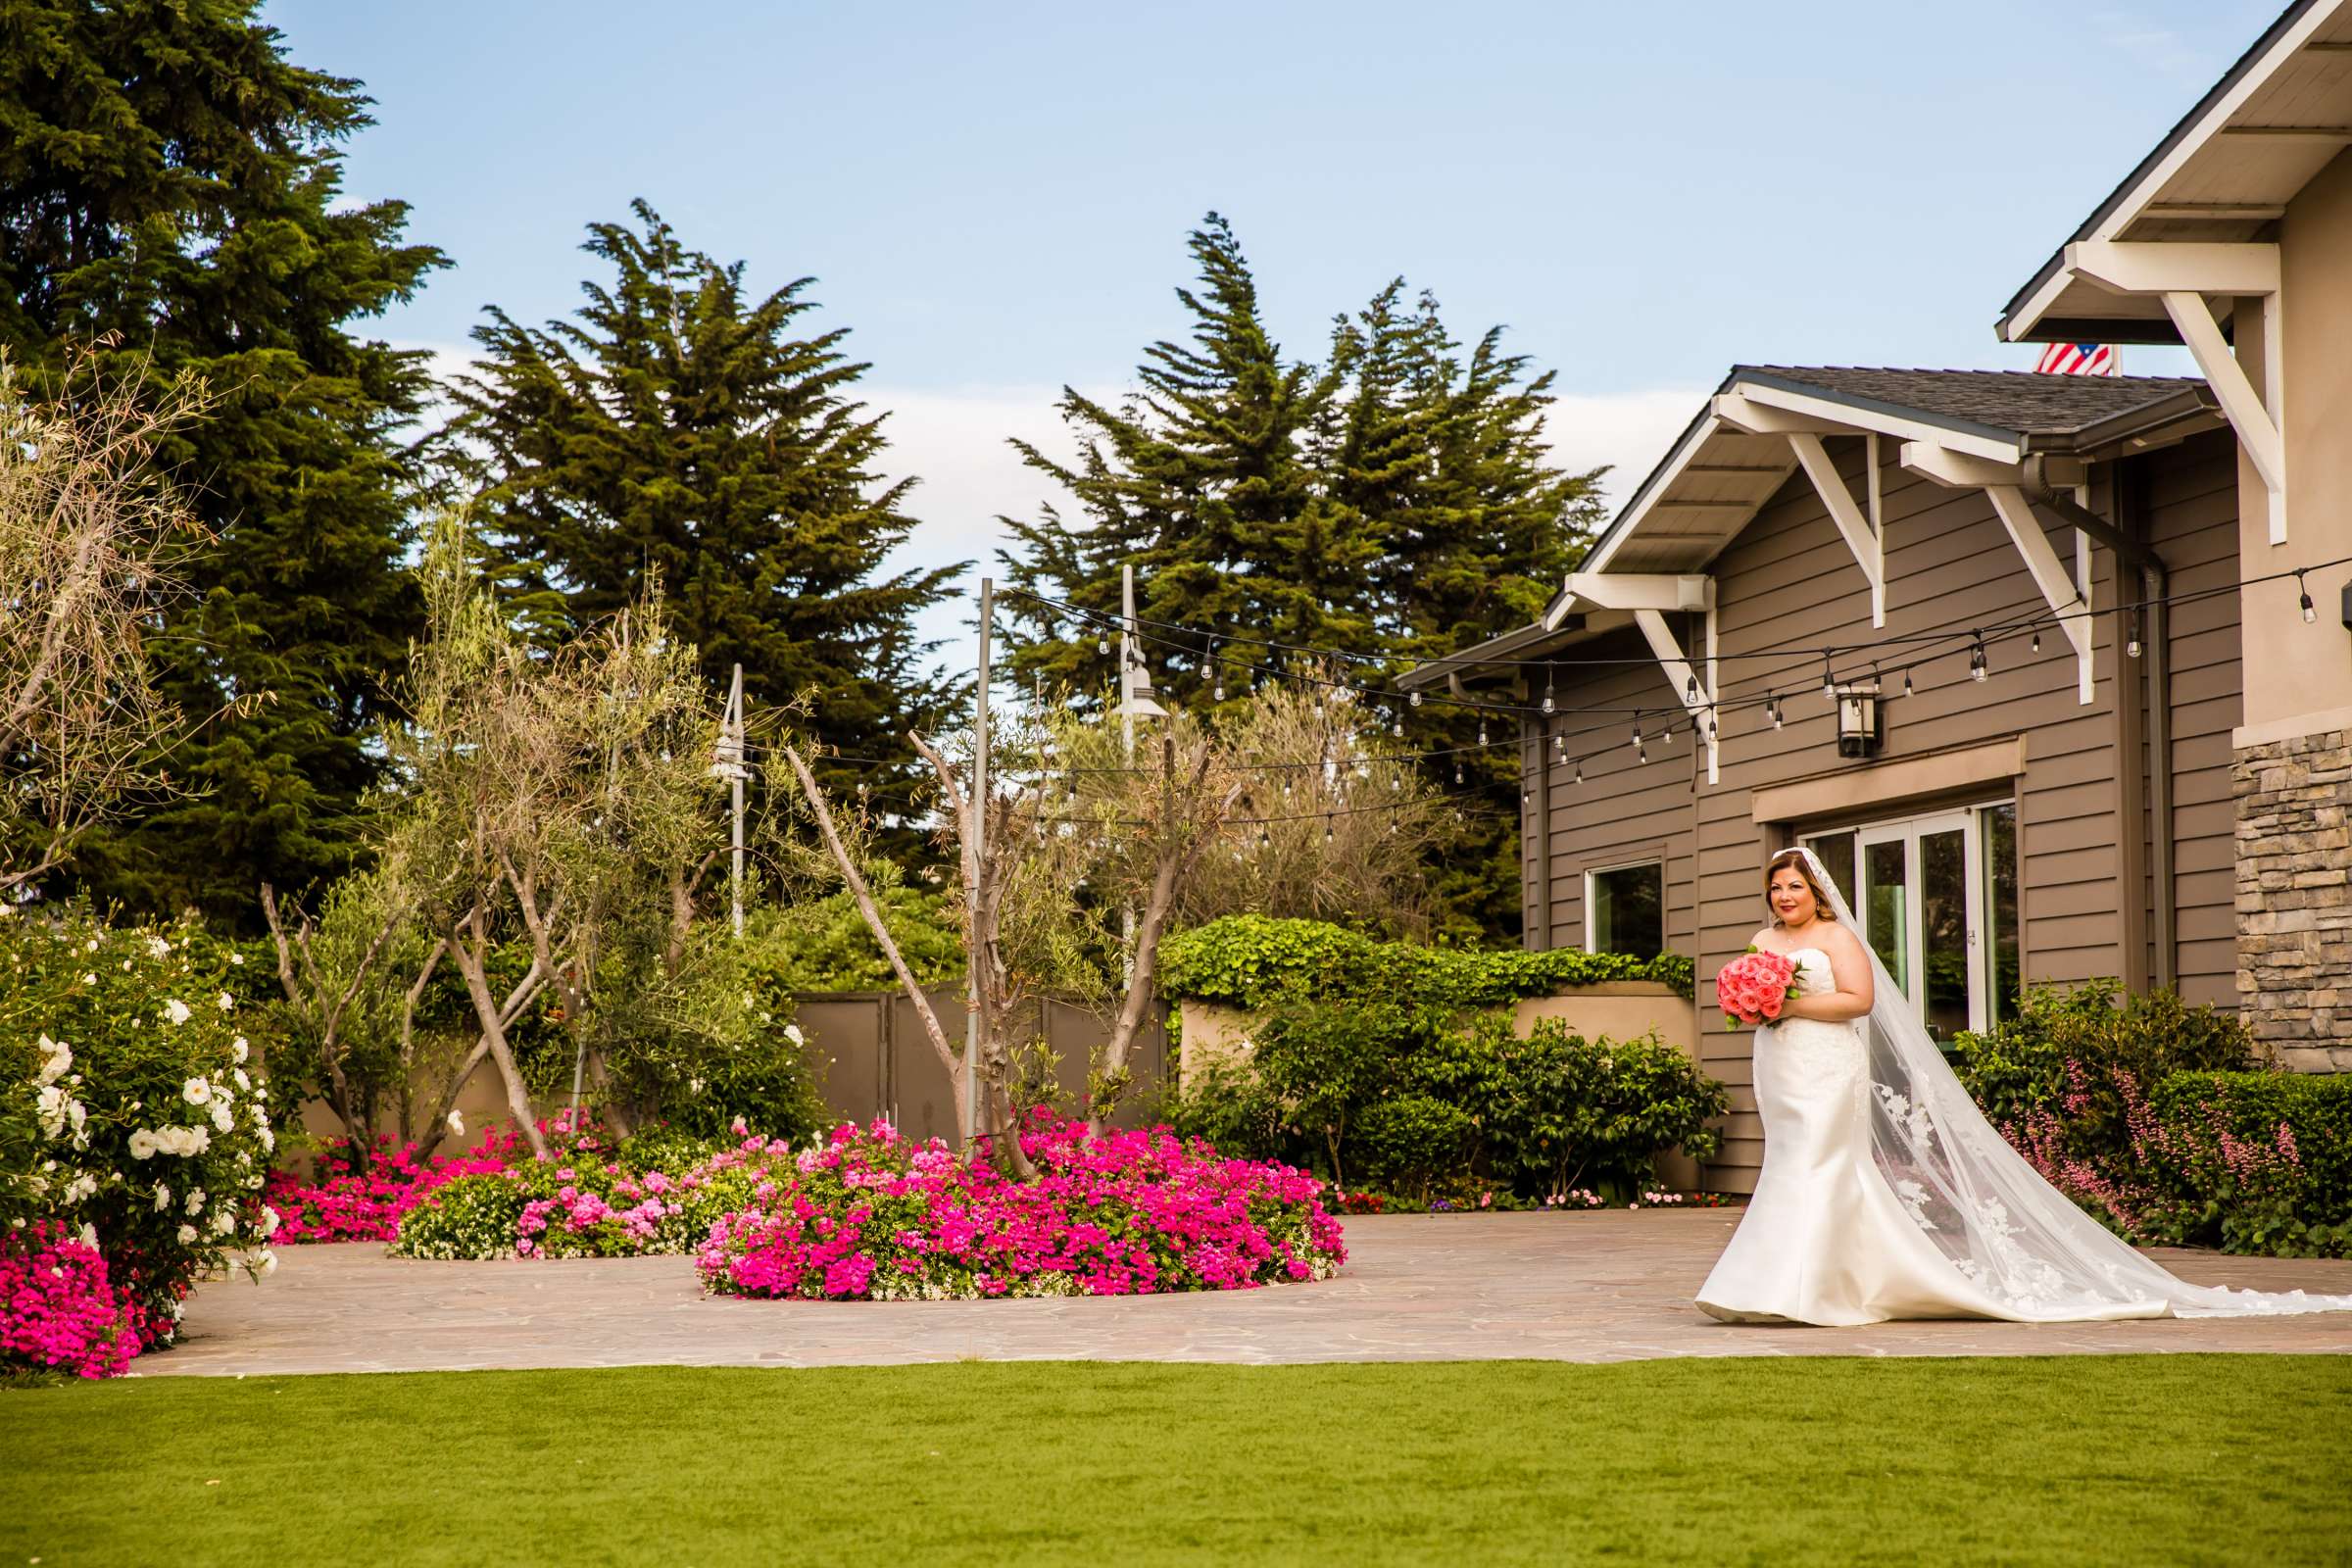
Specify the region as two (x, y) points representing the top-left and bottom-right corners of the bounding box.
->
(755, 889), (964, 992)
(1953, 980), (2344, 1258)
(1160, 914), (1692, 1012)
(1170, 999), (1728, 1203)
(1954, 979), (2257, 1139)
(2, 906), (279, 1350)
(383, 1173), (529, 1260)
(2143, 1071), (2352, 1258)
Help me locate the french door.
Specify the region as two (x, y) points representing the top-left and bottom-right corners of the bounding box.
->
(1804, 802), (2016, 1044)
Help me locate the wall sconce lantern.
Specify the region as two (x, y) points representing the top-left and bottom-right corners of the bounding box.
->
(1836, 682), (1883, 759)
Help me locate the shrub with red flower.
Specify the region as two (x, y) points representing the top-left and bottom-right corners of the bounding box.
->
(263, 1130), (523, 1244)
(1, 1221), (142, 1379)
(1714, 950), (1799, 1031)
(697, 1109), (1347, 1301)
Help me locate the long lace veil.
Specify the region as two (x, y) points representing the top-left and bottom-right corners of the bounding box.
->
(1785, 845), (2350, 1318)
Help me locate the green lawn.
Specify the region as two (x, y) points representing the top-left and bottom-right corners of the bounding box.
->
(5, 1355), (2345, 1566)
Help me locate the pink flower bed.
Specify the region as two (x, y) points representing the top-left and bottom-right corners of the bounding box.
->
(263, 1130), (522, 1244)
(697, 1109), (1347, 1301)
(2, 1222), (142, 1379)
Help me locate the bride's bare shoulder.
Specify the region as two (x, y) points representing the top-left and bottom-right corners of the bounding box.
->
(1746, 925), (1783, 952)
(1816, 920), (1870, 959)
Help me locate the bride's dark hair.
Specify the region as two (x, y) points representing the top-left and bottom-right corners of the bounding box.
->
(1764, 847), (1838, 924)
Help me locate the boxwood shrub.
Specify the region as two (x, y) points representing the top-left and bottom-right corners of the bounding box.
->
(1159, 914), (1694, 1012)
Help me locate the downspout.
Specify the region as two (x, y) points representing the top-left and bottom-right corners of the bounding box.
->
(2028, 461), (2175, 989)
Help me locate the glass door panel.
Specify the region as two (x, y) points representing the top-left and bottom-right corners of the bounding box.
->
(1861, 834), (1910, 1000)
(1920, 826), (1971, 1042)
(1802, 831), (1856, 910)
(1981, 803), (2020, 1027)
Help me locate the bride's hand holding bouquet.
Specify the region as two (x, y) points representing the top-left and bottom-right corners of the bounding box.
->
(1714, 949), (1799, 1031)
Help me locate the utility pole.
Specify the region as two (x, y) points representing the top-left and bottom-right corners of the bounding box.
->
(1119, 564), (1137, 973)
(711, 663), (749, 939)
(963, 577), (992, 1154)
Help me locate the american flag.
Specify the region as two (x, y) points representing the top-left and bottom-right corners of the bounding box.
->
(2034, 341), (2118, 375)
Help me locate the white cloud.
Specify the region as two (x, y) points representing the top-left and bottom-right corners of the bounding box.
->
(1536, 386), (1710, 513)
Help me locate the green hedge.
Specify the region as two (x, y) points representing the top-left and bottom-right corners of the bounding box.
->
(1160, 999), (1726, 1204)
(1158, 915), (1694, 1012)
(2143, 1070), (2352, 1258)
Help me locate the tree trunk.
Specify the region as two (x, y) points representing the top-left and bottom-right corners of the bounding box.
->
(778, 741), (964, 1116)
(447, 913), (549, 1158)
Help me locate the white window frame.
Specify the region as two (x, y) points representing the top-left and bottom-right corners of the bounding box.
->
(1800, 799), (2013, 1039)
(1584, 858), (1665, 956)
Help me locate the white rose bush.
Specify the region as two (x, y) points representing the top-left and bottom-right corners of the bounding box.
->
(3, 907), (277, 1377)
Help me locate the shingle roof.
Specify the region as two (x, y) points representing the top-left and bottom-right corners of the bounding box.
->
(1730, 366), (2209, 440)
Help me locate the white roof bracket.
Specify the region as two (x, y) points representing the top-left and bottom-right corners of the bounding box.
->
(1985, 485), (2095, 705)
(1788, 432), (1885, 627)
(2162, 290), (2286, 544)
(1632, 599), (1719, 786)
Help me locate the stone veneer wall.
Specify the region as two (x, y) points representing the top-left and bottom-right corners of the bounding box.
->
(2234, 727), (2352, 1071)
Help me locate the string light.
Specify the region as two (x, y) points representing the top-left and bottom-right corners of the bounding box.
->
(1822, 654), (1836, 702)
(1902, 668), (1915, 699)
(1766, 694), (1782, 730)
(1969, 635), (1988, 683)
(1543, 667), (1556, 715)
(2031, 628), (2040, 654)
(1408, 690), (1423, 708)
(1572, 760), (1583, 785)
(2127, 620), (2141, 659)
(2300, 570), (2317, 624)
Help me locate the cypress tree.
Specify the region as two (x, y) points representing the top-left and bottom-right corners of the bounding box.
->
(0, 0), (445, 925)
(998, 215), (1350, 711)
(1000, 220), (1601, 943)
(448, 201), (960, 848)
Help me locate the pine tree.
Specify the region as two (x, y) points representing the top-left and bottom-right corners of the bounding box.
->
(998, 215), (1351, 711)
(447, 202), (960, 849)
(0, 0), (445, 925)
(1000, 220), (1602, 943)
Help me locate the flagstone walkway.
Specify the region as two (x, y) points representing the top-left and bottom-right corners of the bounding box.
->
(144, 1211), (2352, 1378)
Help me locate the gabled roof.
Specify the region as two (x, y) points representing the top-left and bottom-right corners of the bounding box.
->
(1575, 366), (2218, 580)
(1997, 0), (2352, 344)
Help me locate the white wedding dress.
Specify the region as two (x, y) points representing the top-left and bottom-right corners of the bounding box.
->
(1694, 851), (2352, 1327)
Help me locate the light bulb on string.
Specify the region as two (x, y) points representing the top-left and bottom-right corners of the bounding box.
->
(2300, 571), (2317, 624)
(1323, 816), (1334, 845)
(1970, 635), (1988, 682)
(1408, 689), (1422, 708)
(1822, 654), (1837, 702)
(1637, 738), (1648, 764)
(2031, 627), (2040, 655)
(1572, 760), (1583, 785)
(1902, 667), (1915, 699)
(1098, 636), (1110, 656)
(1213, 681), (1226, 701)
(1543, 668), (1556, 715)
(1767, 694), (1783, 730)
(1453, 762), (1464, 785)
(1686, 674), (1699, 704)
(2127, 616), (2142, 659)
(1478, 717), (1490, 747)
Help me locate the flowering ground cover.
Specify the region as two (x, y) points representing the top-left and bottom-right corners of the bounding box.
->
(2, 1356), (2343, 1566)
(261, 1132), (522, 1244)
(699, 1112), (1345, 1299)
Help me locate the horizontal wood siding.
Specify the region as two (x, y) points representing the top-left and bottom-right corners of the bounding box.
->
(1523, 429), (2243, 1193)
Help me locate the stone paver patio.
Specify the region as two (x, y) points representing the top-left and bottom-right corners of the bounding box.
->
(145, 1211), (2352, 1377)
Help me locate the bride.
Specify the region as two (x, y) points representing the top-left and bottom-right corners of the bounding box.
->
(1695, 845), (2352, 1326)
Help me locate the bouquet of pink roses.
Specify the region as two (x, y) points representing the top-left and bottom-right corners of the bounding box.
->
(1715, 949), (1799, 1031)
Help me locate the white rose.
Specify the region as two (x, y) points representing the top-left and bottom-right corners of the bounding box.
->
(35, 1034), (71, 1084)
(181, 1076), (211, 1105)
(176, 1223), (198, 1245)
(66, 1099), (85, 1133)
(34, 1084), (67, 1138)
(784, 1022), (806, 1047)
(232, 1036), (249, 1064)
(217, 992), (235, 1011)
(155, 1183), (172, 1211)
(210, 1208), (237, 1236)
(210, 1100), (233, 1133)
(446, 1110), (465, 1137)
(128, 1129), (159, 1160)
(63, 1173), (97, 1205)
(164, 999), (192, 1025)
(261, 1207), (281, 1239)
(258, 1124), (274, 1153)
(84, 937), (99, 953)
(78, 1222), (98, 1249)
(186, 1187), (206, 1215)
(232, 1067), (250, 1092)
(81, 971), (97, 985)
(229, 951), (244, 965)
(258, 1249), (278, 1277)
(148, 937), (172, 958)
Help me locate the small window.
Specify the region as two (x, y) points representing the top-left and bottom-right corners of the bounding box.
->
(1586, 860), (1664, 957)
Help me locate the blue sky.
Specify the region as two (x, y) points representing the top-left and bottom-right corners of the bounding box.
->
(265, 0), (2277, 652)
